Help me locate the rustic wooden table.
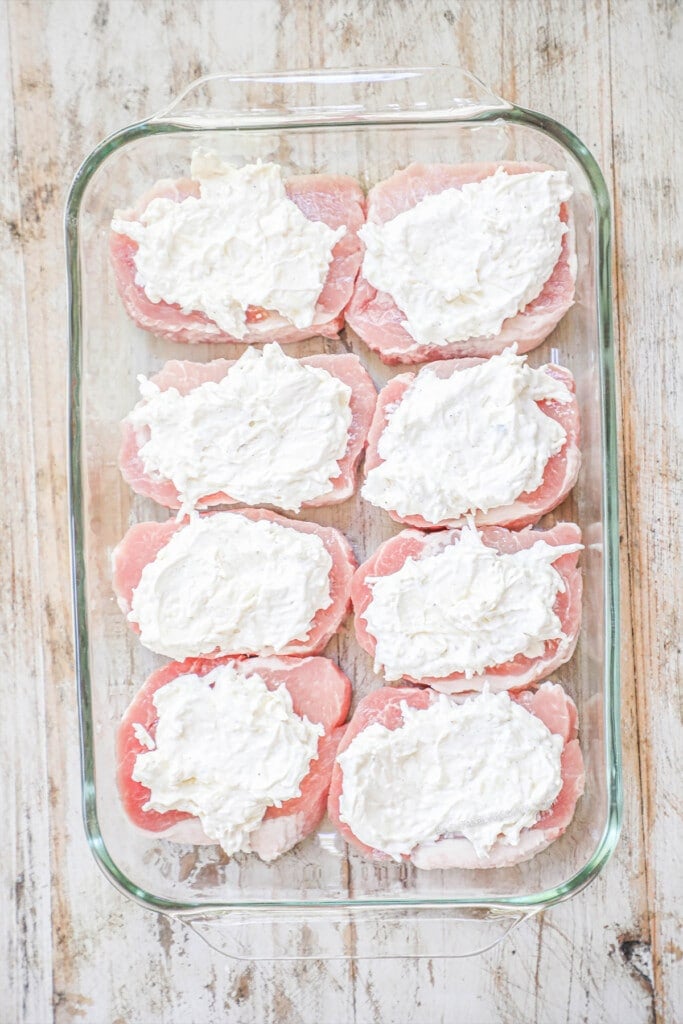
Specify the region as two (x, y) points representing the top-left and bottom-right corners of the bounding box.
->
(2, 1), (681, 1021)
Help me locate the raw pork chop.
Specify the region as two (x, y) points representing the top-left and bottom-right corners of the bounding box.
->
(352, 522), (582, 693)
(364, 358), (580, 530)
(328, 682), (584, 868)
(346, 162), (575, 364)
(118, 654), (351, 860)
(110, 174), (365, 345)
(119, 352), (377, 510)
(111, 508), (356, 657)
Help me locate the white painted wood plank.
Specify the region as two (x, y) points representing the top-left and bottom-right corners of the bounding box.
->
(608, 0), (683, 1020)
(0, 4), (54, 1022)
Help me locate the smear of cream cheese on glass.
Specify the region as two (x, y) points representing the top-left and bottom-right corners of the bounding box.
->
(111, 150), (346, 338)
(359, 167), (572, 346)
(130, 343), (353, 515)
(362, 347), (571, 524)
(132, 662), (324, 856)
(363, 523), (582, 681)
(337, 689), (563, 860)
(128, 514), (333, 660)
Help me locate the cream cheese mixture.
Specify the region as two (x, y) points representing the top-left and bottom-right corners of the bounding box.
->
(337, 689), (563, 859)
(128, 514), (333, 660)
(132, 663), (323, 856)
(362, 348), (571, 523)
(112, 150), (346, 337)
(363, 523), (582, 681)
(131, 344), (353, 514)
(359, 167), (572, 346)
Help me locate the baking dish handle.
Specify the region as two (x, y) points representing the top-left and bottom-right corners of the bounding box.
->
(151, 67), (510, 127)
(178, 905), (534, 960)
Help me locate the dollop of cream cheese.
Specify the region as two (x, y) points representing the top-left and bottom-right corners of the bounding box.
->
(111, 150), (346, 338)
(360, 167), (572, 346)
(363, 523), (582, 681)
(129, 514), (333, 660)
(337, 689), (564, 860)
(132, 662), (324, 857)
(362, 347), (571, 523)
(130, 343), (353, 514)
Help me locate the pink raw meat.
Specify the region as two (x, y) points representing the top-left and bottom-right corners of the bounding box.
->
(346, 162), (576, 365)
(364, 358), (580, 530)
(352, 523), (582, 693)
(110, 174), (365, 345)
(327, 682), (584, 868)
(111, 508), (357, 658)
(119, 352), (377, 511)
(117, 654), (351, 860)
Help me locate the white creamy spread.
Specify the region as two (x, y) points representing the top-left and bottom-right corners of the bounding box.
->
(363, 523), (582, 681)
(132, 662), (324, 856)
(362, 347), (571, 523)
(337, 689), (563, 859)
(129, 514), (333, 660)
(130, 343), (353, 514)
(360, 167), (572, 345)
(132, 722), (155, 751)
(111, 150), (346, 338)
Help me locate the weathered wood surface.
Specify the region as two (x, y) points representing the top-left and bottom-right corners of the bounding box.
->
(2, 0), (681, 1021)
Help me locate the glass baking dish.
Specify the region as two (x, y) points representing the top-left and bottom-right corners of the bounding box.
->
(66, 67), (621, 959)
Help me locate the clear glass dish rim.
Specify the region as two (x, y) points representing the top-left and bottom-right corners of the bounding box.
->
(65, 67), (622, 917)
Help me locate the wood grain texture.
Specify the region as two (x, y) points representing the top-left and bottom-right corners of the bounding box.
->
(0, 11), (54, 1024)
(608, 1), (683, 1019)
(1, 0), (680, 1021)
